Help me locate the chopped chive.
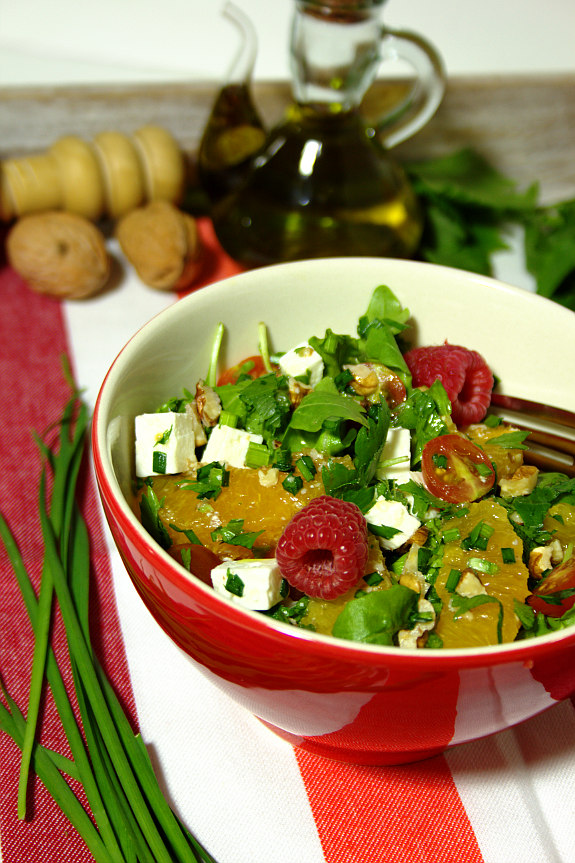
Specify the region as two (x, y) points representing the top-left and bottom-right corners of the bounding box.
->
(363, 571), (384, 586)
(219, 411), (239, 428)
(296, 455), (316, 481)
(205, 322), (224, 386)
(334, 368), (354, 391)
(152, 450), (167, 474)
(501, 547), (516, 564)
(245, 442), (271, 469)
(442, 527), (461, 543)
(156, 426), (172, 445)
(273, 449), (293, 472)
(467, 557), (499, 575)
(282, 474), (304, 494)
(445, 568), (461, 592)
(258, 321), (274, 373)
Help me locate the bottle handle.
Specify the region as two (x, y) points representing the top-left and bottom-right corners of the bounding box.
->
(375, 28), (446, 148)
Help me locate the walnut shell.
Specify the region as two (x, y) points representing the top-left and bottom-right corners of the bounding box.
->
(116, 200), (202, 291)
(6, 211), (110, 299)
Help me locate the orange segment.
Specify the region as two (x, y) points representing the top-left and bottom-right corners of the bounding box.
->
(149, 463), (324, 556)
(434, 498), (529, 648)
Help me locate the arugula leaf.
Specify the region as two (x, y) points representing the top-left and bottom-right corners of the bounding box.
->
(287, 389), (367, 434)
(332, 584), (419, 645)
(358, 284), (411, 337)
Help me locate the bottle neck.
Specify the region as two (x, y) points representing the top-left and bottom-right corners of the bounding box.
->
(289, 0), (384, 111)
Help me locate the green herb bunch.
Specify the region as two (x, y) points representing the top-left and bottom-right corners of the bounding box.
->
(407, 148), (575, 310)
(0, 388), (216, 863)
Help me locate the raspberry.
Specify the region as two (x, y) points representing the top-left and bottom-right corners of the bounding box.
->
(276, 496), (369, 600)
(404, 342), (494, 426)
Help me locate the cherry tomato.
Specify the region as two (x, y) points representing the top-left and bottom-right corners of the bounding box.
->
(528, 557), (575, 618)
(421, 433), (496, 503)
(217, 355), (271, 386)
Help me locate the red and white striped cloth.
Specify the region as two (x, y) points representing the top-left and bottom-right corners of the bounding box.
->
(2, 221), (575, 863)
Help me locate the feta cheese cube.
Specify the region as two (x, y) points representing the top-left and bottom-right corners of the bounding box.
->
(211, 558), (284, 610)
(375, 427), (412, 482)
(201, 424), (263, 469)
(278, 342), (324, 388)
(365, 497), (421, 550)
(135, 411), (198, 477)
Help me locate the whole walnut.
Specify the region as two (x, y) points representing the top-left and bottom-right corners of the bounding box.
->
(116, 200), (203, 290)
(6, 211), (110, 299)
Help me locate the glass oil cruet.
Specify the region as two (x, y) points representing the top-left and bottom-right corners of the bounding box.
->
(199, 0), (445, 267)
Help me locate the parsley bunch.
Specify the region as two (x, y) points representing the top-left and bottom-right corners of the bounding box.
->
(407, 148), (575, 310)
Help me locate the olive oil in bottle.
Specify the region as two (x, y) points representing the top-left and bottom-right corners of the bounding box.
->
(198, 0), (443, 267)
(209, 102), (422, 267)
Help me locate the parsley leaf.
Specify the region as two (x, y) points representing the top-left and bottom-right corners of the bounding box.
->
(395, 381), (451, 465)
(211, 518), (264, 549)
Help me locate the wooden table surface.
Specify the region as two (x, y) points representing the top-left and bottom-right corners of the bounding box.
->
(1, 74), (574, 204)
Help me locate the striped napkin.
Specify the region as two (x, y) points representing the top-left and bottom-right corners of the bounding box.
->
(2, 221), (575, 863)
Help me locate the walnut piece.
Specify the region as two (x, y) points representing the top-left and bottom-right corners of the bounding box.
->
(6, 210), (110, 299)
(116, 200), (203, 290)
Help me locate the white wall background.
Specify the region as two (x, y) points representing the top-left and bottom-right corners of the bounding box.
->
(0, 0), (574, 87)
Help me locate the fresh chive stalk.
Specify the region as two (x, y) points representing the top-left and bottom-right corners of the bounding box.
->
(258, 321), (274, 373)
(0, 388), (217, 863)
(205, 322), (224, 387)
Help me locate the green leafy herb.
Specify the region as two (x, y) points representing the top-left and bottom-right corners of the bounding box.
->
(211, 518), (264, 549)
(407, 147), (575, 311)
(450, 593), (504, 643)
(396, 381), (451, 465)
(152, 450), (168, 474)
(332, 584), (419, 646)
(487, 430), (529, 450)
(224, 570), (245, 597)
(139, 483), (172, 550)
(170, 523), (203, 546)
(179, 461), (229, 500)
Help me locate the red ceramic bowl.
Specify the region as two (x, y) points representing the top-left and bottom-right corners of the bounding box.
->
(93, 257), (575, 765)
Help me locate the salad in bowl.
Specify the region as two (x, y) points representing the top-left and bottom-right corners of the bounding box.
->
(93, 257), (575, 764)
(134, 284), (575, 652)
